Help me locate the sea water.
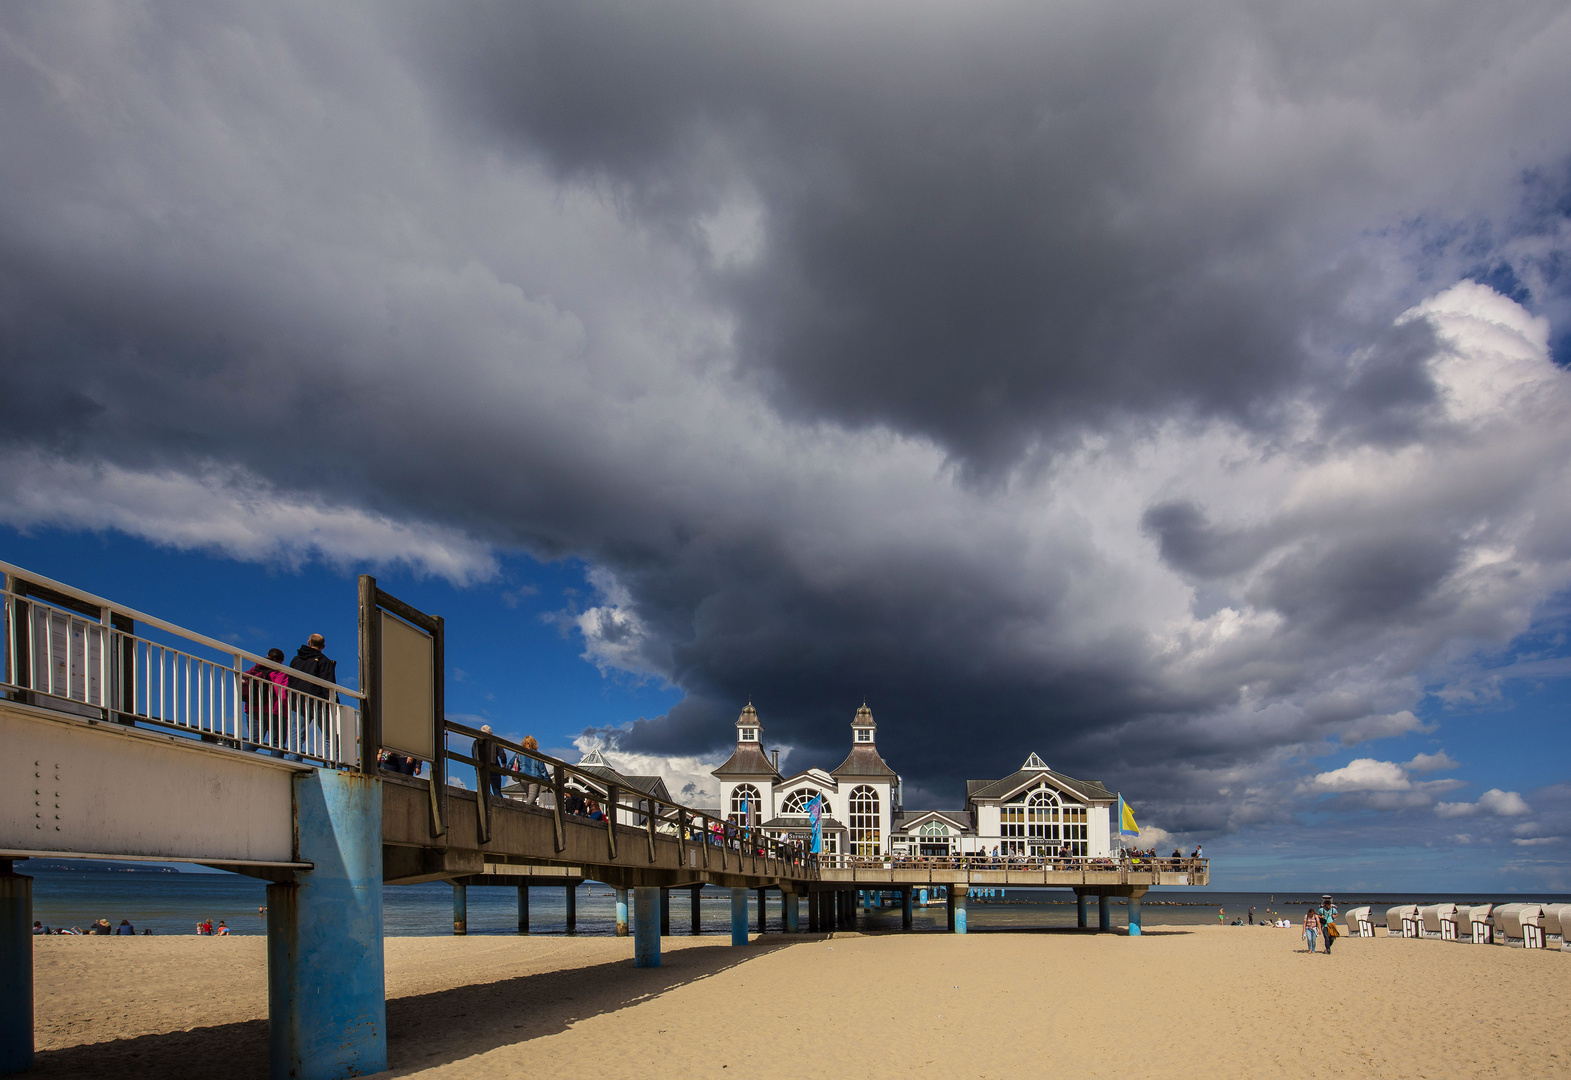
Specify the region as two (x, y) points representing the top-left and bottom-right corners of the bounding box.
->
(24, 864), (1570, 938)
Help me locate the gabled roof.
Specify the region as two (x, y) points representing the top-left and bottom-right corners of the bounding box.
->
(777, 768), (837, 788)
(831, 744), (897, 780)
(711, 743), (782, 780)
(966, 769), (1113, 804)
(575, 763), (671, 803)
(895, 809), (974, 833)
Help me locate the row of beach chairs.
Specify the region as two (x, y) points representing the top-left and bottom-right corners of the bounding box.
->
(1339, 903), (1571, 949)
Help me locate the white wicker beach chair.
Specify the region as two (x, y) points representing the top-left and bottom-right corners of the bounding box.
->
(1494, 903), (1546, 948)
(1465, 902), (1494, 944)
(1419, 903), (1453, 939)
(1345, 905), (1374, 937)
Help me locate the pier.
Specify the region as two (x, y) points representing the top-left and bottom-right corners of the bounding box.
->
(0, 560), (1208, 1078)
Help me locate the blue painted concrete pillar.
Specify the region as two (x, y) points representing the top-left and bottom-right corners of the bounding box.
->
(1077, 892), (1089, 928)
(902, 888), (913, 930)
(0, 863), (33, 1075)
(452, 883), (467, 935)
(1128, 895), (1143, 936)
(266, 769), (385, 1080)
(730, 887), (749, 945)
(1098, 894), (1111, 932)
(615, 888), (629, 936)
(517, 885), (529, 935)
(784, 892), (800, 932)
(953, 885), (968, 935)
(632, 887), (660, 968)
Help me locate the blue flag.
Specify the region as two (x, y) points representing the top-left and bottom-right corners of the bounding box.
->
(807, 794), (822, 854)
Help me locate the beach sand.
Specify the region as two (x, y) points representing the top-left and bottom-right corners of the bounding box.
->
(30, 925), (1566, 1078)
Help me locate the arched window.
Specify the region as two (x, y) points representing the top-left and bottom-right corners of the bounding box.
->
(781, 789), (831, 817)
(918, 820), (949, 836)
(730, 784), (761, 827)
(1026, 788), (1061, 854)
(848, 785), (881, 856)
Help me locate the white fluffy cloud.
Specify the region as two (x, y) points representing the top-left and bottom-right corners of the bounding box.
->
(1435, 789), (1532, 818)
(1310, 759), (1414, 793)
(0, 451), (498, 585)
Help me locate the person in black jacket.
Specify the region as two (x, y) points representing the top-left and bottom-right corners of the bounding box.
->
(287, 634), (337, 761)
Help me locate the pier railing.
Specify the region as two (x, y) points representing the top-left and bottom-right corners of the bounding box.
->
(822, 852), (1208, 877)
(441, 719), (818, 880)
(1, 560), (362, 768)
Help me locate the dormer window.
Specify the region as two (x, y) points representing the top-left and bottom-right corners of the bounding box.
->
(856, 729), (872, 742)
(740, 728), (758, 742)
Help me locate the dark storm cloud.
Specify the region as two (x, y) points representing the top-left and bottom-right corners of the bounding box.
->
(2, 2), (1571, 837)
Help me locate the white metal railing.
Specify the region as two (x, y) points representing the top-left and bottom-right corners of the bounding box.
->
(1, 559), (362, 768)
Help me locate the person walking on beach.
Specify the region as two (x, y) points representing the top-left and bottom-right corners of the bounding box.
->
(1317, 897), (1339, 954)
(1303, 907), (1321, 953)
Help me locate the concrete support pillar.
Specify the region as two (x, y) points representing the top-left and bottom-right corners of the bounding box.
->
(632, 887), (660, 968)
(615, 888), (629, 937)
(756, 887), (767, 933)
(564, 883), (577, 934)
(1128, 895), (1142, 936)
(730, 887), (749, 946)
(451, 882), (467, 935)
(660, 888), (670, 937)
(953, 885), (968, 935)
(266, 770), (386, 1080)
(784, 892), (800, 932)
(690, 886), (702, 935)
(0, 862), (33, 1075)
(1097, 894), (1111, 932)
(902, 888), (913, 930)
(808, 891), (821, 932)
(517, 885), (529, 935)
(1077, 892), (1088, 929)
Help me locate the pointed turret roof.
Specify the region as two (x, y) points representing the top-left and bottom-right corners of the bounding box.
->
(712, 701), (782, 780)
(832, 702), (896, 779)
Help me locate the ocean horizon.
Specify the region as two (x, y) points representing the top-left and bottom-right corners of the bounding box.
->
(22, 863), (1570, 938)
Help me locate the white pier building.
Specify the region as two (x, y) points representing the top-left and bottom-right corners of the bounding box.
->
(711, 702), (1119, 860)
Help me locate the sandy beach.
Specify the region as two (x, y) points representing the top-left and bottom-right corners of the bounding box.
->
(29, 925), (1566, 1079)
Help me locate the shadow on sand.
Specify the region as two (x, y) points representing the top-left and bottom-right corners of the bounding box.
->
(31, 937), (812, 1079)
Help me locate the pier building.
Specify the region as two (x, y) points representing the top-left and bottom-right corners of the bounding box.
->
(714, 705), (1118, 860)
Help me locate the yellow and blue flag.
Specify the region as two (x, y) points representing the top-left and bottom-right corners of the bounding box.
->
(1117, 794), (1140, 837)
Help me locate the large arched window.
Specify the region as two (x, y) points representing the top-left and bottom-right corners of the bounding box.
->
(918, 820), (949, 836)
(730, 784), (761, 827)
(848, 785), (881, 856)
(1026, 788), (1060, 854)
(781, 788), (832, 817)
